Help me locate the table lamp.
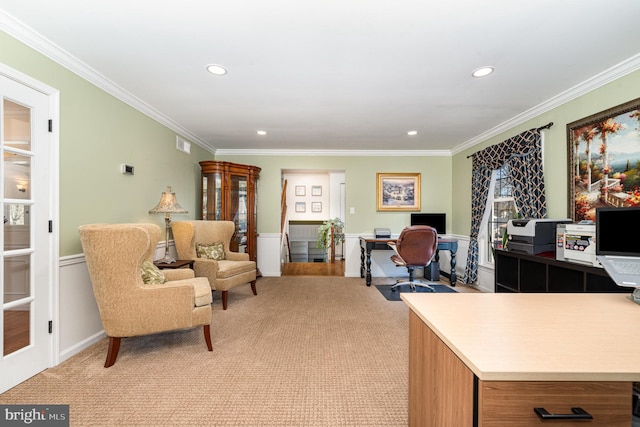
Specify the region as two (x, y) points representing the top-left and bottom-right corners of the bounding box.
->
(149, 185), (188, 264)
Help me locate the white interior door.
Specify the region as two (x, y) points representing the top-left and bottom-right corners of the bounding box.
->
(0, 73), (53, 393)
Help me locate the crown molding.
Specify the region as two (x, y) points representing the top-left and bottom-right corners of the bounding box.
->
(450, 52), (640, 156)
(0, 11), (215, 153)
(213, 148), (452, 157)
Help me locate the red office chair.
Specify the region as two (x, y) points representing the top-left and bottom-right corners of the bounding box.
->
(387, 225), (438, 292)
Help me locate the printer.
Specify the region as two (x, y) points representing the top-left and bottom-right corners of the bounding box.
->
(374, 228), (391, 238)
(507, 218), (571, 255)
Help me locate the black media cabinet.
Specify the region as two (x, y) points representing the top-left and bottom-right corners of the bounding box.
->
(494, 249), (633, 293)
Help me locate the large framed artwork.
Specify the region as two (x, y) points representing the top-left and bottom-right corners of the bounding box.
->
(567, 97), (640, 220)
(376, 172), (421, 211)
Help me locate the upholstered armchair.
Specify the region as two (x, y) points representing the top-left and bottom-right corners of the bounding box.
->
(172, 220), (257, 310)
(78, 223), (213, 367)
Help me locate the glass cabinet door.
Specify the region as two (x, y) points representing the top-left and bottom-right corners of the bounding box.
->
(229, 174), (247, 253)
(202, 172), (222, 220)
(199, 160), (260, 268)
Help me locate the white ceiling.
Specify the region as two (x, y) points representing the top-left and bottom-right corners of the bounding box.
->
(1, 0), (640, 154)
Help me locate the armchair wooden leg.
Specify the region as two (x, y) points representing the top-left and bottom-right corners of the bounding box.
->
(105, 336), (121, 368)
(251, 280), (257, 295)
(203, 324), (213, 351)
(221, 291), (228, 310)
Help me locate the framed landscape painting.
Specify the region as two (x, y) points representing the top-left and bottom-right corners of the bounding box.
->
(567, 97), (640, 220)
(376, 173), (420, 211)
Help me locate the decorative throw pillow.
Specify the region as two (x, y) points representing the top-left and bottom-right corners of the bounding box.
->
(196, 242), (226, 260)
(141, 260), (166, 285)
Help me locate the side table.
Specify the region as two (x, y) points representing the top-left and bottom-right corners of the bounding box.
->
(154, 259), (194, 270)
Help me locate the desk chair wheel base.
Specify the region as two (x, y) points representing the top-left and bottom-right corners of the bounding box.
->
(391, 280), (435, 292)
(391, 266), (436, 292)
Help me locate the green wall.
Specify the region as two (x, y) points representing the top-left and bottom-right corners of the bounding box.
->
(0, 31), (215, 256)
(215, 154), (453, 235)
(451, 69), (640, 235)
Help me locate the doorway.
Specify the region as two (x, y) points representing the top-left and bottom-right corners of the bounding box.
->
(281, 169), (345, 276)
(0, 67), (58, 393)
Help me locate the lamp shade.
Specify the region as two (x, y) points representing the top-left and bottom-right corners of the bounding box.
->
(149, 186), (188, 215)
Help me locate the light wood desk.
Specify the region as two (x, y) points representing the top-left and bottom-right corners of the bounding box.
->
(401, 293), (640, 426)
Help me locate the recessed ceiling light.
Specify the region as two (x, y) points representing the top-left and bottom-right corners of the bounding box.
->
(206, 64), (227, 75)
(407, 130), (418, 136)
(472, 66), (494, 78)
(256, 130), (267, 136)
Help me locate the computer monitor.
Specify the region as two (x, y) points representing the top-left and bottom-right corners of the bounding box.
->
(596, 207), (640, 256)
(410, 213), (446, 235)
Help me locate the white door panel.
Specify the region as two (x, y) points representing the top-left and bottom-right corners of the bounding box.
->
(0, 73), (53, 393)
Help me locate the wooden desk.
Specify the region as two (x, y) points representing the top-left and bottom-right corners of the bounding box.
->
(359, 237), (458, 286)
(401, 293), (640, 426)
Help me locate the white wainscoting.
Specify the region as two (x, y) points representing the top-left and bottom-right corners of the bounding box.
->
(476, 263), (497, 293)
(58, 255), (105, 362)
(257, 233), (282, 277)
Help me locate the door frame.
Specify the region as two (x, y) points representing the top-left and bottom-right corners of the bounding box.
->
(0, 62), (60, 370)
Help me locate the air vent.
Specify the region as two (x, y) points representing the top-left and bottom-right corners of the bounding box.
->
(176, 136), (191, 154)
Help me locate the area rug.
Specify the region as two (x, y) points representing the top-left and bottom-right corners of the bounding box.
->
(375, 284), (457, 301)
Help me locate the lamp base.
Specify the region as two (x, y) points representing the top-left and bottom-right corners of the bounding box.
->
(155, 255), (176, 264)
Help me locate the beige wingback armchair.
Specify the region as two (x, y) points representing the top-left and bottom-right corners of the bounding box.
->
(172, 220), (257, 310)
(78, 223), (213, 367)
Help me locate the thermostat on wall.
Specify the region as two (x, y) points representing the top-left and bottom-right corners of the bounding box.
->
(121, 164), (134, 175)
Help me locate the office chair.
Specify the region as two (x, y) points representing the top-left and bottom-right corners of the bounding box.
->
(387, 225), (438, 292)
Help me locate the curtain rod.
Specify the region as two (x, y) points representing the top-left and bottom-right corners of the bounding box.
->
(466, 122), (554, 159)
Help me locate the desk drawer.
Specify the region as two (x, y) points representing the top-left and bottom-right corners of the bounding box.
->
(479, 380), (631, 426)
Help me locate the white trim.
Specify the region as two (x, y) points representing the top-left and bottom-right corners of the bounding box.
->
(58, 330), (105, 363)
(58, 253), (85, 266)
(49, 88), (61, 368)
(214, 149), (453, 157)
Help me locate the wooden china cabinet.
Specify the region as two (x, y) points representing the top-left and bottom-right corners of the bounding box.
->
(200, 161), (261, 268)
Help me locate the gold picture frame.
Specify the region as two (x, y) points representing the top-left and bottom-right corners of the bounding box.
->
(567, 97), (640, 220)
(376, 172), (421, 211)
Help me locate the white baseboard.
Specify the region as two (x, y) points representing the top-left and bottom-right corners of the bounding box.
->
(59, 330), (106, 363)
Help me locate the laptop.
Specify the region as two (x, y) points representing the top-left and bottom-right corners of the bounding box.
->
(595, 207), (640, 287)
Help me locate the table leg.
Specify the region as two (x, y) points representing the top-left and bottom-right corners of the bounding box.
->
(449, 250), (457, 286)
(365, 248), (372, 286)
(360, 246), (365, 278)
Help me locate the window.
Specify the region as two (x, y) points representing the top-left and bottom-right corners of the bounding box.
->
(485, 165), (518, 264)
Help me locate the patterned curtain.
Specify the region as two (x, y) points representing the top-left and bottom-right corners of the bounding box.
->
(463, 128), (546, 284)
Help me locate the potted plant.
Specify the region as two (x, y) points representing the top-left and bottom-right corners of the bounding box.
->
(316, 218), (345, 262)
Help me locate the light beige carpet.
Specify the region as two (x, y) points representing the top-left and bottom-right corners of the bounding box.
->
(1, 276), (411, 426)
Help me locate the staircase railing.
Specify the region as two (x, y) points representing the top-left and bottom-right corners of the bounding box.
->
(281, 180), (291, 262)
